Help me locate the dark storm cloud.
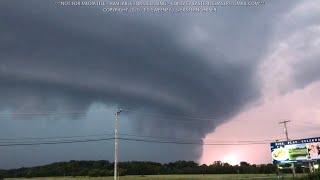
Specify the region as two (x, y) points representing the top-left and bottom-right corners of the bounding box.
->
(0, 0), (301, 166)
(0, 3), (258, 122)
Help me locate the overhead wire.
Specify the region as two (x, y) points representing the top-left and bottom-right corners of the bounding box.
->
(0, 138), (115, 147)
(118, 137), (273, 145)
(0, 132), (114, 141)
(0, 108), (284, 147)
(0, 137), (274, 147)
(121, 109), (218, 122)
(119, 133), (285, 143)
(0, 131), (282, 147)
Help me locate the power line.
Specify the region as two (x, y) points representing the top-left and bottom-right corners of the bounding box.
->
(0, 137), (271, 147)
(118, 137), (272, 145)
(0, 108), (112, 115)
(0, 138), (115, 147)
(0, 136), (277, 147)
(0, 108), (114, 118)
(291, 122), (320, 127)
(121, 109), (218, 122)
(0, 129), (285, 144)
(0, 108), (218, 124)
(139, 117), (205, 123)
(0, 131), (282, 144)
(0, 112), (88, 116)
(279, 118), (320, 127)
(0, 132), (114, 141)
(0, 108), (285, 146)
(0, 109), (218, 124)
(119, 133), (284, 143)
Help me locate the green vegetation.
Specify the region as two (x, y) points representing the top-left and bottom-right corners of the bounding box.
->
(3, 172), (320, 180)
(0, 160), (278, 178)
(1, 160), (318, 179)
(297, 172), (320, 180)
(2, 174), (292, 180)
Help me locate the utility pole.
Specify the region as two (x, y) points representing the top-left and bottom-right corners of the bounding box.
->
(114, 109), (122, 180)
(279, 120), (296, 178)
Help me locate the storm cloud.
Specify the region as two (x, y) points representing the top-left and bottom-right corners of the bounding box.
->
(0, 0), (314, 168)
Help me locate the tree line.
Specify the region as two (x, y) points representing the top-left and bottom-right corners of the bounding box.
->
(0, 160), (306, 178)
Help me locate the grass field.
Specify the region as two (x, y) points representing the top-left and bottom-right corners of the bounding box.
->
(4, 174), (301, 180)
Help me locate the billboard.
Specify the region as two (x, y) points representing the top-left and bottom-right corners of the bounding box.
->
(270, 137), (320, 164)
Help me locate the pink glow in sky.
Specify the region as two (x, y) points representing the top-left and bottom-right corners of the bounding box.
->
(201, 0), (320, 165)
(201, 81), (320, 165)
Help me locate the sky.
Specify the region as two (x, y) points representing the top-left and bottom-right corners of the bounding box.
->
(0, 0), (320, 169)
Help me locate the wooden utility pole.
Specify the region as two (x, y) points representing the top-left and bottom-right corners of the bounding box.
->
(279, 120), (296, 178)
(114, 109), (122, 180)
